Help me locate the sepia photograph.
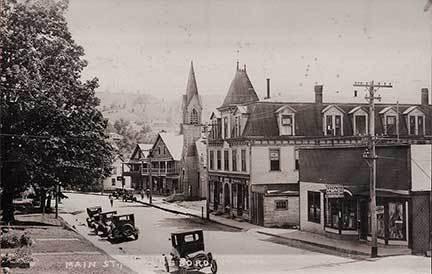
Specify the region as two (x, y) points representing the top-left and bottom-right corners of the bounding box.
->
(0, 0), (431, 273)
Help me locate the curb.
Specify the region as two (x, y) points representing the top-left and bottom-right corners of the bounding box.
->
(63, 191), (109, 197)
(256, 231), (370, 257)
(135, 200), (244, 231)
(58, 215), (137, 273)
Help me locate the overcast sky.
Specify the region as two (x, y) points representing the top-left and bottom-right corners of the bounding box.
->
(66, 0), (432, 104)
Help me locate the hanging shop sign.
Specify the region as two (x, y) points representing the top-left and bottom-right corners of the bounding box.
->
(325, 184), (344, 198)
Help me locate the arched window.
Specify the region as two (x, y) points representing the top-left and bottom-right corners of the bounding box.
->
(190, 108), (199, 124)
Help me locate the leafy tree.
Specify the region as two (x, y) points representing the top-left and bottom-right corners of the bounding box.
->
(108, 119), (155, 158)
(0, 0), (113, 222)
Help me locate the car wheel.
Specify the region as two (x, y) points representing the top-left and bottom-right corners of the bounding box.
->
(210, 259), (217, 274)
(122, 224), (134, 238)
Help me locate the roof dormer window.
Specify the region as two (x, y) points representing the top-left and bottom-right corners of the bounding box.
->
(322, 105), (344, 136)
(349, 106), (368, 136)
(379, 106), (398, 136)
(275, 105), (296, 136)
(403, 106), (425, 135)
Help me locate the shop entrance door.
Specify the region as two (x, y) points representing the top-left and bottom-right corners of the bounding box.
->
(359, 200), (369, 240)
(214, 182), (219, 211)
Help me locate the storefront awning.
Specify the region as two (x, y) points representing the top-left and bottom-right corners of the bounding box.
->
(358, 188), (410, 198)
(252, 183), (299, 194)
(320, 184), (368, 197)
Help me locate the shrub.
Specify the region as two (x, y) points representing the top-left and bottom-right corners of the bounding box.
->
(1, 230), (33, 248)
(1, 247), (33, 267)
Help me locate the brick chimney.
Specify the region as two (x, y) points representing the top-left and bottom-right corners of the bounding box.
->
(421, 88), (429, 105)
(315, 85), (323, 104)
(266, 78), (270, 99)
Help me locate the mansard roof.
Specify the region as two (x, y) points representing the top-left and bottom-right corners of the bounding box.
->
(241, 101), (432, 137)
(220, 66), (259, 108)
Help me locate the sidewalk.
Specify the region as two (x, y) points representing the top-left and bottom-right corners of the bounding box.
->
(1, 213), (134, 274)
(135, 195), (412, 259)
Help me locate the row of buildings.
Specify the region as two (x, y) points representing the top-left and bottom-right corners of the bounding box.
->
(113, 61), (431, 255)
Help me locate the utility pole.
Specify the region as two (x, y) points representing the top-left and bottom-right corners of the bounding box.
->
(148, 150), (153, 204)
(396, 101), (400, 142)
(354, 80), (392, 258)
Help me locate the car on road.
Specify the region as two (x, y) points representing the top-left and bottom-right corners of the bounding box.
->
(121, 188), (137, 202)
(106, 213), (139, 242)
(164, 229), (217, 274)
(112, 187), (124, 199)
(94, 210), (117, 236)
(86, 206), (102, 227)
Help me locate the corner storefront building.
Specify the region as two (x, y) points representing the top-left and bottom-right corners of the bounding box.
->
(298, 144), (431, 254)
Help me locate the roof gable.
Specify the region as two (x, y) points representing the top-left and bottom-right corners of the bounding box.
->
(321, 104), (345, 114)
(275, 105), (297, 114)
(379, 106), (395, 115)
(153, 132), (184, 161)
(348, 106), (368, 115)
(402, 106), (425, 115)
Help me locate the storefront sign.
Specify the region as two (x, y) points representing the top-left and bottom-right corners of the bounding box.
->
(325, 184), (344, 198)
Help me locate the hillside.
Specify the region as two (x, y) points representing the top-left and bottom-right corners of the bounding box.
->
(96, 91), (224, 133)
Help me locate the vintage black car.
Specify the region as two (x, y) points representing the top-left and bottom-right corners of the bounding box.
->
(163, 230), (217, 273)
(122, 188), (137, 202)
(94, 210), (117, 236)
(86, 206), (102, 227)
(112, 187), (124, 199)
(106, 214), (139, 241)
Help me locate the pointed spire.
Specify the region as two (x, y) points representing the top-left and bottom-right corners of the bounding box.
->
(186, 61), (198, 104)
(236, 60), (239, 71)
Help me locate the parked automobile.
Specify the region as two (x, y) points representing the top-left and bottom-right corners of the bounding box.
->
(122, 188), (137, 202)
(163, 230), (217, 273)
(94, 210), (117, 236)
(112, 187), (124, 199)
(106, 213), (139, 241)
(86, 206), (102, 227)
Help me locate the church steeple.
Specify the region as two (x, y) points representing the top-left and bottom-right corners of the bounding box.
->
(186, 61), (199, 105)
(182, 61), (202, 126)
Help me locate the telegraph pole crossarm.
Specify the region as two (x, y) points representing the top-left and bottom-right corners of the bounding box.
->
(353, 80), (392, 258)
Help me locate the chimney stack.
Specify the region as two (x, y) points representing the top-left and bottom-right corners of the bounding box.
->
(266, 78), (270, 99)
(315, 85), (323, 104)
(421, 88), (429, 105)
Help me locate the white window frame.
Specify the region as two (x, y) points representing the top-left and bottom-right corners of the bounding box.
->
(407, 114), (426, 135)
(322, 106), (344, 136)
(276, 106), (296, 136)
(324, 115), (344, 136)
(384, 114), (397, 135)
(350, 107), (369, 136)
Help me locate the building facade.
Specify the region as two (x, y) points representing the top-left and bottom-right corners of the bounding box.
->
(298, 144), (431, 254)
(103, 155), (131, 191)
(122, 144), (152, 190)
(149, 132), (183, 195)
(207, 63), (432, 228)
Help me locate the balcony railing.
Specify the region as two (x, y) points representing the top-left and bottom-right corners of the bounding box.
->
(140, 167), (180, 176)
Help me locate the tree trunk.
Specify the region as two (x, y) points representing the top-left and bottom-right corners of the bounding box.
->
(46, 193), (52, 211)
(1, 191), (15, 223)
(40, 191), (46, 214)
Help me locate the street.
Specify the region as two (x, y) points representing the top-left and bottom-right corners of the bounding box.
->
(59, 193), (430, 274)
